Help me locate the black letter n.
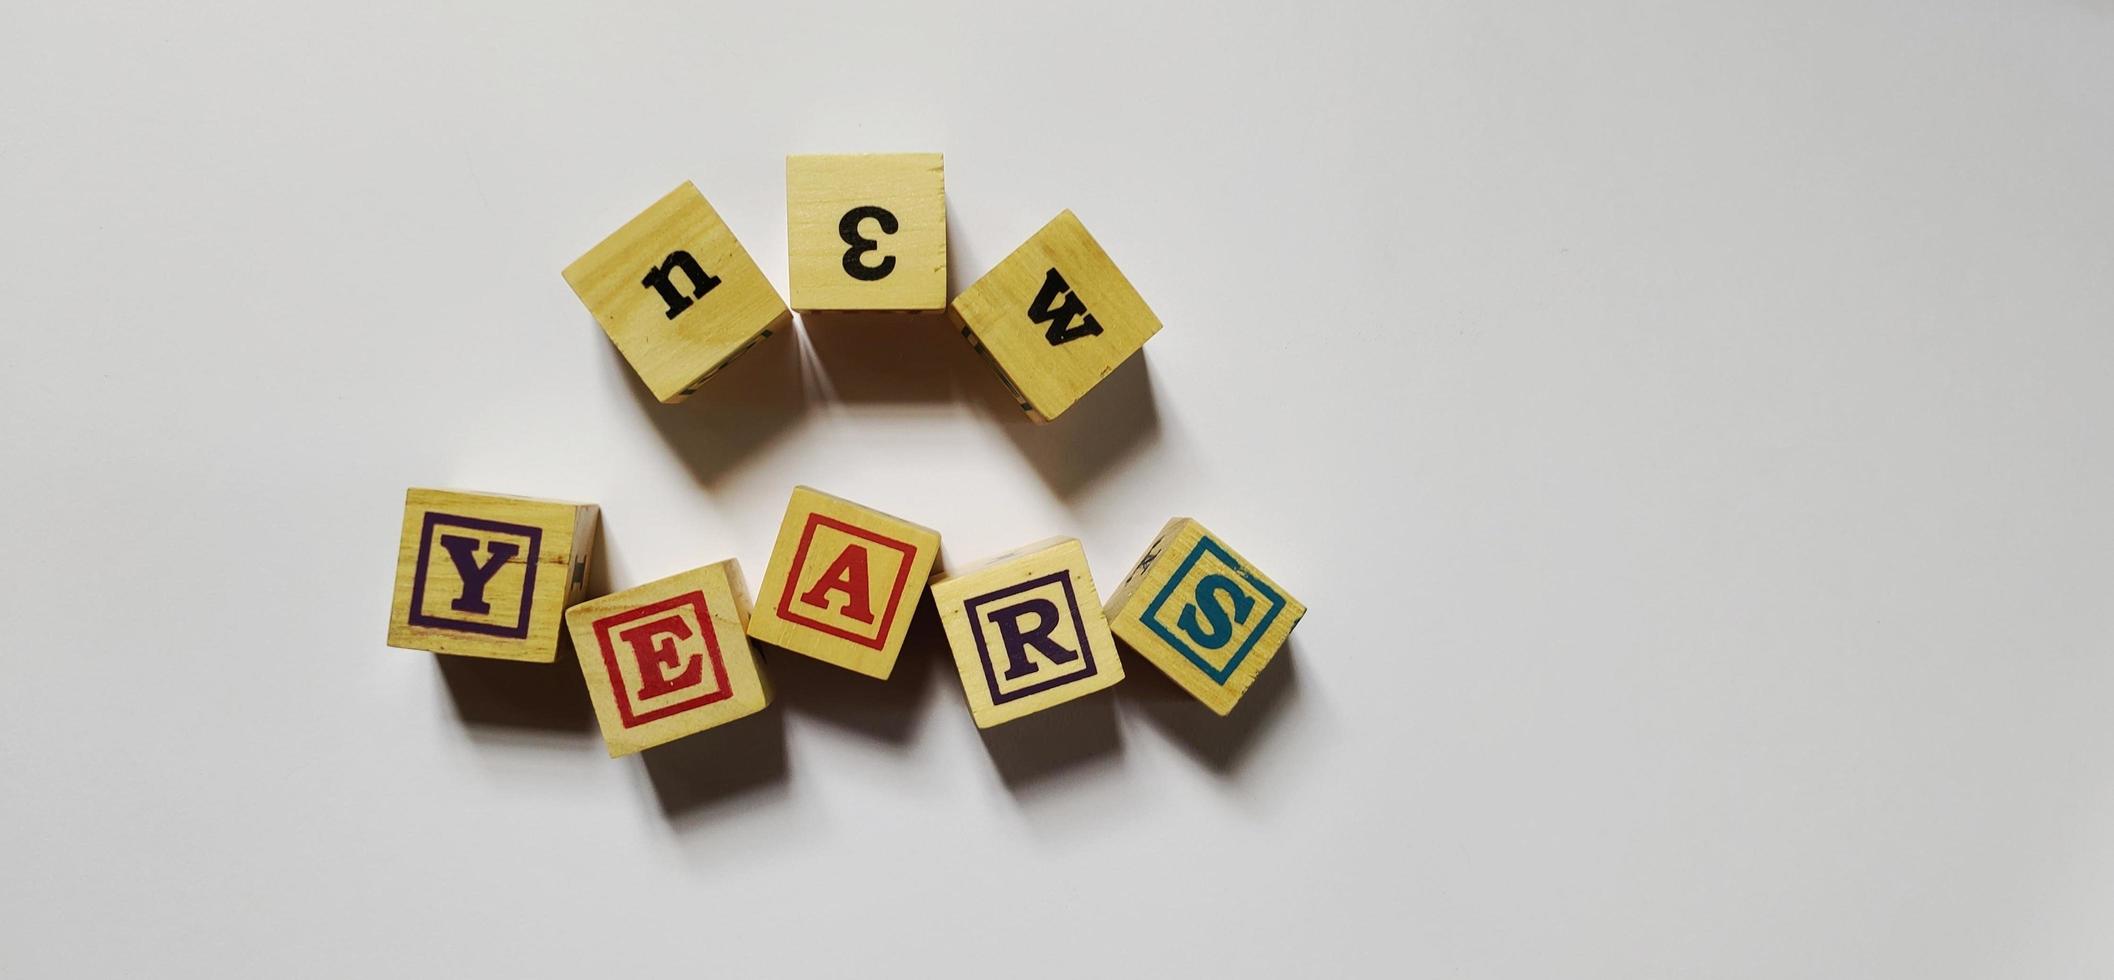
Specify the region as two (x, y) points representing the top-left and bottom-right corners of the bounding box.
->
(640, 250), (722, 319)
(1026, 268), (1103, 346)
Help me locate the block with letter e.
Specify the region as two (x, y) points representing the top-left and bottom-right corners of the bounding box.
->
(745, 486), (940, 680)
(786, 153), (946, 313)
(386, 488), (599, 663)
(563, 559), (773, 757)
(948, 210), (1161, 423)
(930, 537), (1124, 728)
(1104, 518), (1304, 716)
(562, 181), (791, 403)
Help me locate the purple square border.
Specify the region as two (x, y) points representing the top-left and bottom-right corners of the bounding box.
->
(406, 511), (542, 639)
(963, 570), (1097, 705)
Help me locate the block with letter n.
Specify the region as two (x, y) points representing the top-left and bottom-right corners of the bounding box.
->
(930, 537), (1125, 728)
(786, 153), (947, 313)
(948, 209), (1162, 423)
(562, 181), (792, 403)
(562, 558), (773, 757)
(386, 488), (600, 663)
(745, 486), (941, 680)
(1104, 518), (1305, 716)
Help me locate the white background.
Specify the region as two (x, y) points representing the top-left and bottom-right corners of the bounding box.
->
(4, 1), (2112, 976)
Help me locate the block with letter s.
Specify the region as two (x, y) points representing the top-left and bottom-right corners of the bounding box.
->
(1103, 518), (1304, 716)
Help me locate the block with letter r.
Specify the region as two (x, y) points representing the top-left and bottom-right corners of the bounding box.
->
(563, 558), (773, 756)
(562, 181), (792, 403)
(930, 537), (1124, 728)
(386, 488), (600, 663)
(746, 486), (941, 680)
(1104, 518), (1305, 716)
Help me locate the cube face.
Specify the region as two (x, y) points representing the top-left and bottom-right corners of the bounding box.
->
(930, 537), (1124, 728)
(562, 182), (792, 403)
(948, 210), (1161, 422)
(746, 486), (940, 679)
(387, 489), (598, 663)
(786, 154), (946, 312)
(1105, 519), (1305, 716)
(563, 559), (773, 757)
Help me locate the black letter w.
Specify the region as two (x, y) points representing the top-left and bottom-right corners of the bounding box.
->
(1026, 268), (1103, 346)
(640, 250), (722, 319)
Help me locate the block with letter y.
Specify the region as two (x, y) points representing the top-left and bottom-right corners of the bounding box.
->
(386, 488), (600, 662)
(745, 486), (941, 680)
(563, 559), (773, 757)
(1104, 518), (1305, 716)
(930, 537), (1124, 728)
(562, 181), (792, 403)
(948, 210), (1162, 422)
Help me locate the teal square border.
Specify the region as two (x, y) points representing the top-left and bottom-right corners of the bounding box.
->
(1139, 537), (1285, 684)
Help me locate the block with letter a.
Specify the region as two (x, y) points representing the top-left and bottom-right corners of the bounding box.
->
(562, 181), (792, 403)
(386, 487), (599, 663)
(929, 537), (1124, 728)
(563, 559), (773, 757)
(1103, 518), (1304, 716)
(745, 486), (941, 680)
(947, 209), (1162, 422)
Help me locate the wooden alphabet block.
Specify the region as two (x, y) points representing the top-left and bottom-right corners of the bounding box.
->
(786, 153), (946, 313)
(745, 486), (941, 680)
(562, 182), (791, 403)
(930, 537), (1124, 728)
(562, 559), (773, 757)
(1104, 518), (1304, 716)
(948, 210), (1162, 422)
(386, 488), (599, 663)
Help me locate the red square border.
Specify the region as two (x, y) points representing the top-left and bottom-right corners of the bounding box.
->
(590, 592), (734, 728)
(774, 514), (920, 652)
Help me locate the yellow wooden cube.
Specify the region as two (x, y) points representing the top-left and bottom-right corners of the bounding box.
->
(386, 488), (599, 663)
(745, 486), (940, 680)
(786, 153), (946, 313)
(562, 559), (773, 757)
(1103, 518), (1305, 716)
(948, 210), (1162, 422)
(562, 181), (791, 403)
(930, 537), (1124, 728)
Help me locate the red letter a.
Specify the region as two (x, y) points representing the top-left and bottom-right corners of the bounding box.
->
(799, 544), (875, 624)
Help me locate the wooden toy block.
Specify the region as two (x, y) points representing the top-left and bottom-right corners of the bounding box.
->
(786, 153), (946, 313)
(929, 537), (1124, 728)
(948, 209), (1162, 422)
(386, 488), (599, 663)
(1104, 518), (1305, 716)
(745, 486), (941, 680)
(562, 558), (773, 757)
(562, 181), (791, 403)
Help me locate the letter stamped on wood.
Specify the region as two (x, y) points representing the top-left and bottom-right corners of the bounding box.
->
(747, 486), (940, 680)
(786, 153), (947, 312)
(562, 181), (791, 403)
(564, 559), (772, 756)
(387, 488), (599, 663)
(930, 537), (1123, 728)
(948, 209), (1161, 422)
(1104, 518), (1304, 716)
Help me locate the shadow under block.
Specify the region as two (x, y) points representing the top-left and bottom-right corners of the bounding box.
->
(947, 209), (1162, 423)
(930, 537), (1124, 728)
(745, 486), (941, 680)
(786, 153), (946, 313)
(562, 181), (792, 403)
(562, 559), (773, 757)
(386, 488), (600, 663)
(1104, 518), (1305, 716)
